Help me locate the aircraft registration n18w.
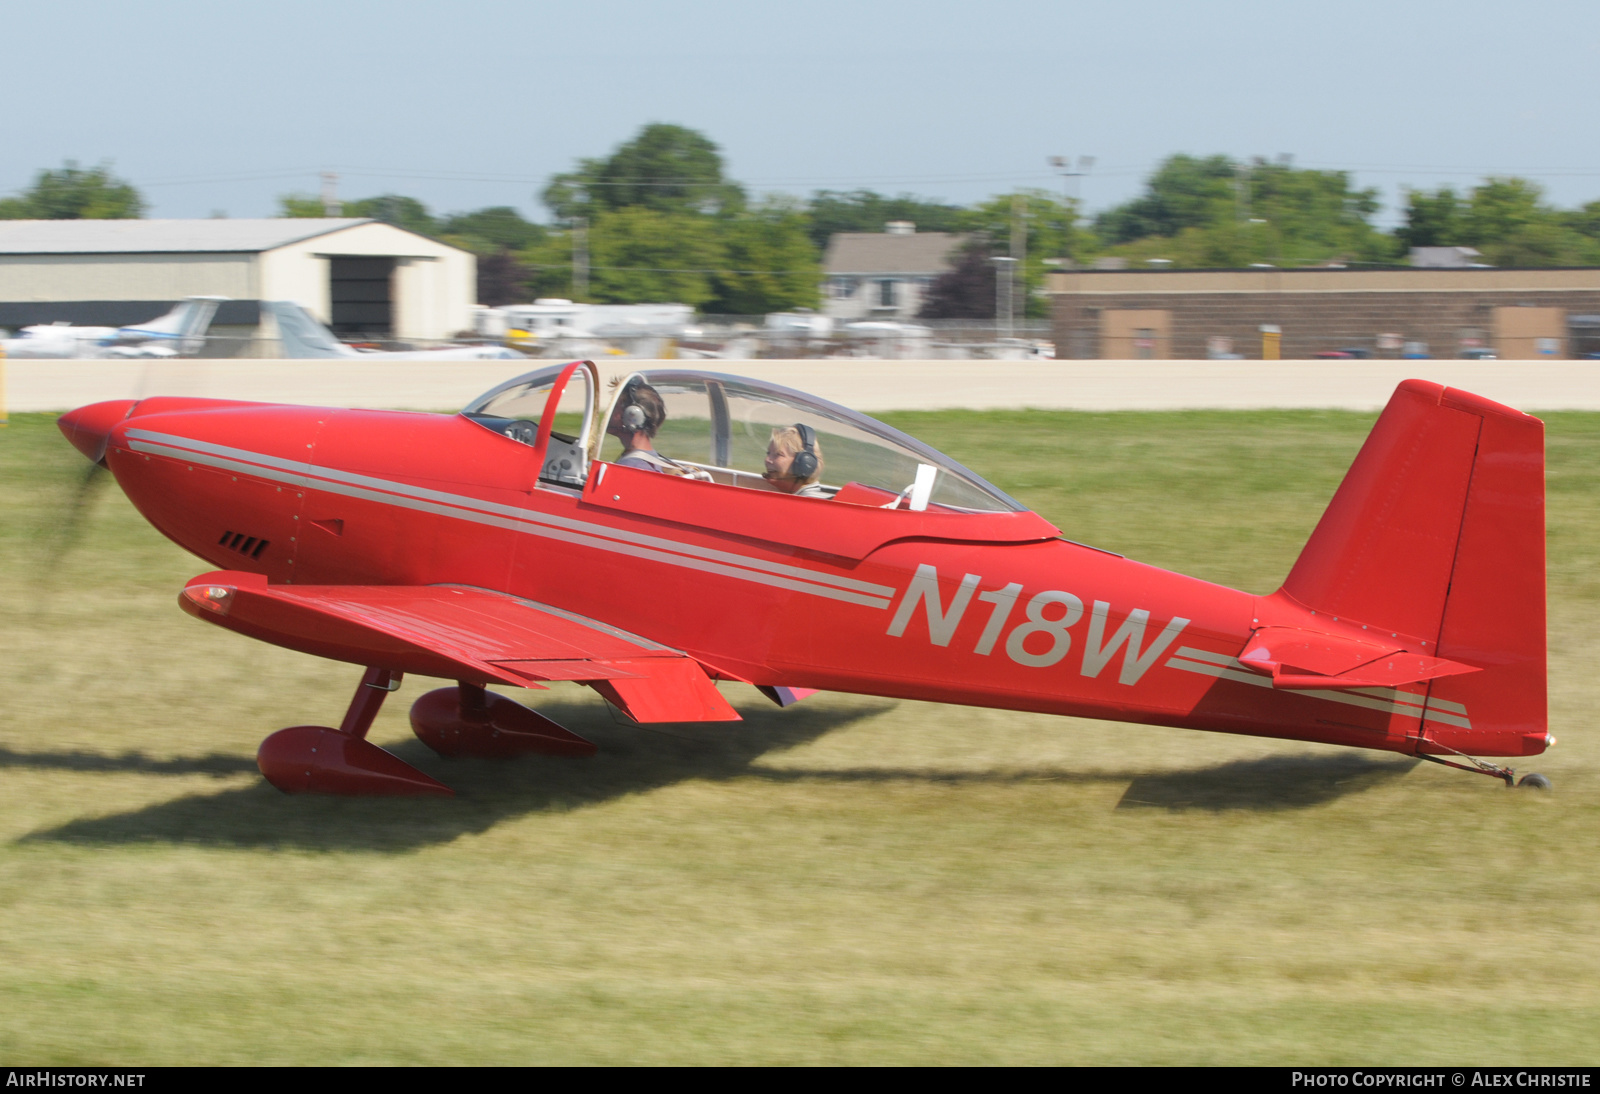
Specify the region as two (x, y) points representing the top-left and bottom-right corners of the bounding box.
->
(56, 362), (1552, 795)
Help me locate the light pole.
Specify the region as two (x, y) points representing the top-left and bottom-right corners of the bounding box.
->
(320, 171), (342, 217)
(1048, 156), (1094, 261)
(1049, 155), (1095, 204)
(993, 256), (1017, 339)
(1011, 194), (1027, 328)
(571, 216), (589, 302)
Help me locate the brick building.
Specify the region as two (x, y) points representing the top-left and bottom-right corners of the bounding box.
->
(1046, 267), (1600, 359)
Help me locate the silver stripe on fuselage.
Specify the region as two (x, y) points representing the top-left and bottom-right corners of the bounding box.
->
(1175, 646), (1471, 716)
(126, 429), (896, 598)
(1166, 646), (1473, 729)
(125, 429), (895, 610)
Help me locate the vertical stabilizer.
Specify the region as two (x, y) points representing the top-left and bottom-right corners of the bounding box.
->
(265, 301), (361, 359)
(112, 295), (227, 354)
(1280, 380), (1547, 756)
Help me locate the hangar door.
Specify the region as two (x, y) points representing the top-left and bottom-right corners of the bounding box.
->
(328, 256), (395, 336)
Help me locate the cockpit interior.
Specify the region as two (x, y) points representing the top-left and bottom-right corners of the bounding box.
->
(460, 361), (1025, 515)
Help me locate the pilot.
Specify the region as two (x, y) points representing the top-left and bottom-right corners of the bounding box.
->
(765, 424), (827, 498)
(607, 379), (670, 472)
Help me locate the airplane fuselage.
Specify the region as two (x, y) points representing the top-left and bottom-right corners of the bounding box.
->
(84, 396), (1524, 760)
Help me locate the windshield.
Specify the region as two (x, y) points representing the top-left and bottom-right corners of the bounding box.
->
(600, 369), (1026, 513)
(460, 361), (595, 488)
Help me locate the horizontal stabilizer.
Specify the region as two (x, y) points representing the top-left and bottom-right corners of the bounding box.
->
(1238, 626), (1478, 690)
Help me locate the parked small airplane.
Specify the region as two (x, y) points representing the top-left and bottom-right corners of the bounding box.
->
(2, 296), (227, 359)
(266, 301), (524, 361)
(55, 363), (1551, 796)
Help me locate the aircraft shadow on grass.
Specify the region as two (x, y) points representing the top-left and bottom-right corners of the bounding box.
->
(0, 746), (255, 778)
(22, 698), (889, 852)
(17, 695), (1420, 851)
(755, 750), (1419, 811)
(1114, 752), (1419, 812)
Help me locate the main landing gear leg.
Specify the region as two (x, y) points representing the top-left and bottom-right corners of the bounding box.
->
(1417, 753), (1552, 791)
(410, 682), (596, 758)
(256, 667), (454, 796)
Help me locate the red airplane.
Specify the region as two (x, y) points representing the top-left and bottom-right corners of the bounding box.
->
(55, 361), (1552, 795)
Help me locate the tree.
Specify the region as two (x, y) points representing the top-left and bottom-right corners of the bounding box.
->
(805, 190), (969, 249)
(475, 250), (530, 307)
(586, 207), (725, 306)
(0, 161), (146, 219)
(1457, 178), (1590, 265)
(440, 207), (545, 306)
(536, 125), (822, 312)
(1396, 186), (1466, 248)
(918, 238), (997, 319)
(1094, 154), (1237, 244)
(542, 123), (744, 220)
(1396, 178), (1591, 266)
(963, 190), (1087, 317)
(277, 192), (439, 237)
(708, 198), (820, 314)
(515, 231), (583, 300)
(1241, 162), (1392, 265)
(1093, 155), (1394, 268)
(345, 195), (438, 236)
(439, 206), (544, 253)
(277, 194), (328, 218)
(1560, 200), (1600, 264)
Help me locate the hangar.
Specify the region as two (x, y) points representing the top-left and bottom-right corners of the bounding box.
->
(0, 218), (475, 350)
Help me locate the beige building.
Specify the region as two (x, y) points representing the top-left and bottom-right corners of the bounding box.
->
(0, 218), (476, 342)
(822, 223), (966, 321)
(1047, 266), (1600, 359)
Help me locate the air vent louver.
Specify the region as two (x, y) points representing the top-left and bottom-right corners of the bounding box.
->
(219, 530), (271, 560)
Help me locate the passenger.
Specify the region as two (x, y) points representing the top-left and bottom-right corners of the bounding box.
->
(607, 379), (670, 472)
(765, 424), (827, 498)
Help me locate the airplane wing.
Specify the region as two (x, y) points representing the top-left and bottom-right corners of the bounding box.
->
(179, 571), (740, 723)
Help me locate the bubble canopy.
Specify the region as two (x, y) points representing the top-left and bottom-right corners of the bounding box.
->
(462, 364), (1028, 514)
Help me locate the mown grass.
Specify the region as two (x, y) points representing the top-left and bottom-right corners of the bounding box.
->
(1, 409), (1596, 1065)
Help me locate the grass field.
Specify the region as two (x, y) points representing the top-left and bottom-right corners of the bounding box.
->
(1, 407), (1597, 1065)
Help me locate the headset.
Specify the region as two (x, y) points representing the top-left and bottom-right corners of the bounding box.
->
(790, 423), (819, 480)
(619, 381), (648, 434)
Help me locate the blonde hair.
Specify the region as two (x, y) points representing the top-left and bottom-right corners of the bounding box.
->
(769, 425), (822, 484)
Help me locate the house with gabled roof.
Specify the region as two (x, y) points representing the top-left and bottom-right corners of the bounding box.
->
(821, 222), (967, 321)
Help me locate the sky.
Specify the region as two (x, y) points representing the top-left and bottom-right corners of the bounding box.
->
(5, 0), (1600, 227)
